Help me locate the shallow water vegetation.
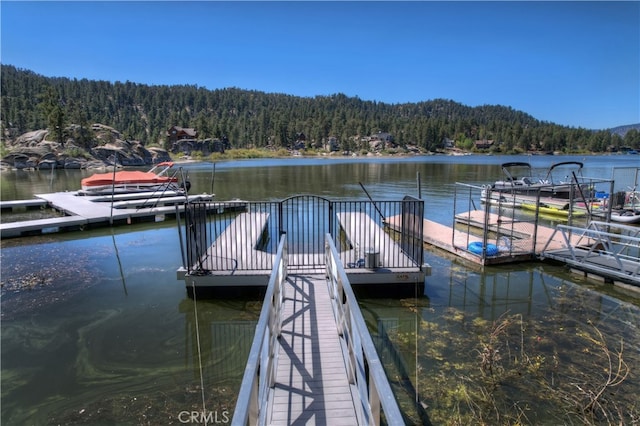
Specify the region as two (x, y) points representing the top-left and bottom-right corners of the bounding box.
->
(0, 243), (108, 318)
(46, 383), (236, 425)
(554, 321), (633, 424)
(388, 307), (639, 425)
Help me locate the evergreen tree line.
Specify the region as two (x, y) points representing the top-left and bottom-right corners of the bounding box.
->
(2, 64), (639, 153)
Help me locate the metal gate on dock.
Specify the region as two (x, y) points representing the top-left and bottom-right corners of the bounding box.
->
(181, 195), (424, 273)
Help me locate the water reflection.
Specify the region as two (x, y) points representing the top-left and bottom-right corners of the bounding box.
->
(2, 155), (639, 424)
(178, 298), (259, 384)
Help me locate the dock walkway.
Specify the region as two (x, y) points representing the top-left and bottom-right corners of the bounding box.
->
(268, 274), (358, 425)
(541, 221), (640, 286)
(231, 233), (405, 425)
(1, 191), (217, 238)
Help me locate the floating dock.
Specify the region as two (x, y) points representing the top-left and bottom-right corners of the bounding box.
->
(387, 210), (639, 288)
(177, 197), (429, 290)
(386, 210), (585, 266)
(178, 212), (428, 288)
(0, 191), (240, 238)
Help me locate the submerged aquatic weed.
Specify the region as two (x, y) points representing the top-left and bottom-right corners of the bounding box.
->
(388, 305), (639, 425)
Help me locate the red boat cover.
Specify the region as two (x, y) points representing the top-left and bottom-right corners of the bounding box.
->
(81, 170), (177, 187)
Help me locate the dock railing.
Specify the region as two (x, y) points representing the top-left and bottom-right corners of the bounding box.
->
(540, 221), (640, 284)
(181, 197), (424, 273)
(454, 183), (539, 260)
(232, 234), (288, 426)
(233, 233), (405, 425)
(325, 233), (405, 425)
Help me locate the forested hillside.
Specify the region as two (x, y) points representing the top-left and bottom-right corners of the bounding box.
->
(2, 65), (639, 154)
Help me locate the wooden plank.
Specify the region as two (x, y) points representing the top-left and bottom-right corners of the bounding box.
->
(268, 274), (358, 425)
(386, 210), (592, 266)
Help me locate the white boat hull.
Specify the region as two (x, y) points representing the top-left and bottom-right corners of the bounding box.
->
(609, 210), (640, 224)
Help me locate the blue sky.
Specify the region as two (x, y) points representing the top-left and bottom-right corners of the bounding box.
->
(1, 1), (638, 130)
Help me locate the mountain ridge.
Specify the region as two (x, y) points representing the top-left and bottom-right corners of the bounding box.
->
(1, 64), (639, 155)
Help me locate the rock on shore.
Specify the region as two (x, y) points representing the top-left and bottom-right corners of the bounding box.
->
(1, 125), (171, 170)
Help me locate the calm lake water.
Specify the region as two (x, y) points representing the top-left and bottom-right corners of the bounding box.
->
(1, 154), (639, 425)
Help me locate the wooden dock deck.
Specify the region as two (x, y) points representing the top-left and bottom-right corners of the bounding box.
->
(387, 210), (587, 265)
(337, 212), (416, 268)
(267, 274), (358, 425)
(454, 210), (583, 252)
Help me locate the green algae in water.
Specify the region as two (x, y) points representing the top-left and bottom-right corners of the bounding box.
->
(374, 281), (640, 425)
(1, 235), (260, 425)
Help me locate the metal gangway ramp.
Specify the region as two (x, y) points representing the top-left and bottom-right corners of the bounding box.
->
(232, 234), (404, 425)
(540, 221), (640, 285)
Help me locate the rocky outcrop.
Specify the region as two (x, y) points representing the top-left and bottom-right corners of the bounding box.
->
(14, 129), (49, 146)
(1, 125), (171, 170)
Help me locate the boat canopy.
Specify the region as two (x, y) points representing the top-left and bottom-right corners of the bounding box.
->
(543, 161), (584, 183)
(81, 171), (177, 188)
(500, 162), (533, 181)
(81, 162), (177, 188)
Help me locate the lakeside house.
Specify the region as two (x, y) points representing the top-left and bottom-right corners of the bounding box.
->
(167, 126), (198, 145)
(475, 139), (494, 150)
(325, 136), (339, 152)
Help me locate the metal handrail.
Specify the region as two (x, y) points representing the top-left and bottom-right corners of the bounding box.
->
(325, 233), (405, 425)
(455, 183), (538, 259)
(540, 221), (640, 283)
(232, 234), (288, 426)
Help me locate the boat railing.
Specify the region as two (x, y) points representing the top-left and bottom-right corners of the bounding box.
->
(325, 233), (405, 425)
(232, 234), (288, 426)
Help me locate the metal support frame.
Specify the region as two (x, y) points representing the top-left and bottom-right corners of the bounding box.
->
(541, 221), (640, 284)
